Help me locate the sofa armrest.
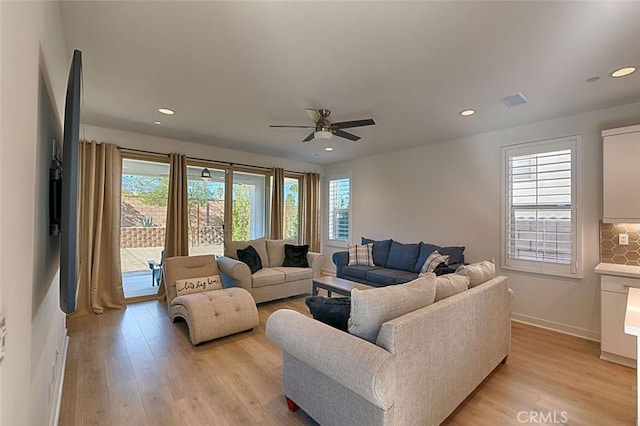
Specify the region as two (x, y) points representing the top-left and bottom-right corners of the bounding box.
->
(266, 309), (395, 410)
(217, 256), (252, 293)
(307, 252), (324, 277)
(332, 251), (349, 278)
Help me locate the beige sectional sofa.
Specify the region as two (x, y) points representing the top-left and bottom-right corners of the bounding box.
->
(218, 238), (324, 303)
(266, 275), (513, 425)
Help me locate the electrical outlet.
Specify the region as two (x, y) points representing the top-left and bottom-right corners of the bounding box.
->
(620, 233), (629, 245)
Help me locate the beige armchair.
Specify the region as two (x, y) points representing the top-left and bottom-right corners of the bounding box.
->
(163, 255), (259, 345)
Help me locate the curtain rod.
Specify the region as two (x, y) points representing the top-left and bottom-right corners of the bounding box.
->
(118, 146), (310, 176)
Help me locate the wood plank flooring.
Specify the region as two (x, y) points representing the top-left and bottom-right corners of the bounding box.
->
(59, 296), (637, 425)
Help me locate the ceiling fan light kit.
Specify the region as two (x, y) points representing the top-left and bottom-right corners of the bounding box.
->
(314, 130), (332, 140)
(270, 108), (376, 143)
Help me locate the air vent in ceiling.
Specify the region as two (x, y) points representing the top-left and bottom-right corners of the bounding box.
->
(501, 92), (528, 108)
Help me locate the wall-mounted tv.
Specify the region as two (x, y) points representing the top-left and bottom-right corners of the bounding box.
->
(59, 49), (82, 314)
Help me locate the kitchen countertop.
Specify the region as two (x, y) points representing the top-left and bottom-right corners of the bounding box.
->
(595, 262), (640, 279)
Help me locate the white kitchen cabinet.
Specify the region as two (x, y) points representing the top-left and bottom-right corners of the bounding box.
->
(603, 124), (640, 222)
(600, 273), (638, 367)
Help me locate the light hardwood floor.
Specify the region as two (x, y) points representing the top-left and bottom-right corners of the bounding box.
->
(59, 296), (637, 425)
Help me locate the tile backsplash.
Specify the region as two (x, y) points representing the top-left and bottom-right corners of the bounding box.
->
(600, 222), (640, 266)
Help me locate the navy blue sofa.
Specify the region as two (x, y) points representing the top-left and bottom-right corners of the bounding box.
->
(332, 238), (465, 287)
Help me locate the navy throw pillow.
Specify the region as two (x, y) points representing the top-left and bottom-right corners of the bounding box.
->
(305, 296), (351, 332)
(237, 245), (263, 274)
(386, 240), (420, 271)
(414, 242), (441, 273)
(362, 237), (392, 267)
(438, 246), (466, 265)
(283, 244), (310, 267)
(434, 262), (457, 276)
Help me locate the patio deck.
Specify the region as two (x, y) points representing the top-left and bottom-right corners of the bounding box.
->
(123, 270), (158, 299)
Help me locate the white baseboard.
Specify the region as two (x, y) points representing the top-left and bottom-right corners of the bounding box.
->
(50, 334), (69, 426)
(511, 313), (600, 342)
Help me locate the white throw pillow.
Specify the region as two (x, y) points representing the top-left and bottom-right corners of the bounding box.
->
(434, 274), (469, 302)
(455, 260), (495, 288)
(348, 273), (437, 342)
(348, 243), (375, 266)
(419, 250), (450, 275)
(175, 275), (223, 296)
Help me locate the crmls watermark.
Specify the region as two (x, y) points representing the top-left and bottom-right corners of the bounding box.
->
(517, 410), (569, 424)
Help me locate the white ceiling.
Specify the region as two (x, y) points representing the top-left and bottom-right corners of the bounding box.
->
(60, 1), (640, 165)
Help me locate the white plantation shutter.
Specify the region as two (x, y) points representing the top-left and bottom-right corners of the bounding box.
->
(502, 136), (581, 277)
(328, 177), (350, 241)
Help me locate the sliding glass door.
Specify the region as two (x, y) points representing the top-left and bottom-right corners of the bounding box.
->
(232, 171), (267, 241)
(187, 166), (226, 256)
(120, 158), (170, 299)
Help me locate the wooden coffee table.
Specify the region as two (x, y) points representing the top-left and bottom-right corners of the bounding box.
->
(312, 276), (373, 297)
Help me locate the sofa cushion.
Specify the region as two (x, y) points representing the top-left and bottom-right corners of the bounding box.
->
(272, 267), (313, 282)
(362, 238), (393, 267)
(413, 242), (440, 272)
(237, 245), (263, 274)
(394, 271), (419, 284)
(434, 274), (469, 302)
(175, 275), (223, 296)
(418, 250), (450, 275)
(456, 260), (495, 288)
(225, 237), (269, 267)
(251, 268), (286, 288)
(348, 243), (375, 266)
(283, 244), (310, 267)
(305, 296), (351, 331)
(386, 241), (420, 271)
(348, 273), (437, 342)
(438, 246), (466, 265)
(366, 268), (410, 286)
(342, 265), (381, 280)
(266, 239), (298, 267)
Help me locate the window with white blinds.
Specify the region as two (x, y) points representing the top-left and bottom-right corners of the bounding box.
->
(328, 177), (350, 242)
(501, 136), (582, 277)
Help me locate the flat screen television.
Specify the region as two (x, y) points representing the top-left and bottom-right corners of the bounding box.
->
(59, 49), (82, 314)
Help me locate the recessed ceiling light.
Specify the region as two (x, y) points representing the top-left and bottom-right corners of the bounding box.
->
(154, 121), (162, 125)
(324, 147), (334, 152)
(610, 66), (636, 78)
(158, 108), (175, 115)
(460, 109), (476, 116)
(586, 76), (600, 83)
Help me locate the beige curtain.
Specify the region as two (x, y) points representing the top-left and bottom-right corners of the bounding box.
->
(302, 172), (321, 252)
(74, 141), (125, 316)
(158, 153), (189, 301)
(270, 167), (285, 240)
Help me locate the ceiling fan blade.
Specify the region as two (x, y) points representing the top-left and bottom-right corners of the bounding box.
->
(332, 118), (376, 129)
(305, 108), (321, 123)
(269, 125), (315, 128)
(302, 132), (315, 142)
(334, 129), (361, 141)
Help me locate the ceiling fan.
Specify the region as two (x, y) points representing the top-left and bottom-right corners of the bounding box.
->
(270, 108), (375, 142)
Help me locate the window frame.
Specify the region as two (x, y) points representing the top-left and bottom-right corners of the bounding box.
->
(327, 174), (351, 247)
(500, 135), (583, 279)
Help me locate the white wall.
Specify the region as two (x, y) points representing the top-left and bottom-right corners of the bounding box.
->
(84, 125), (324, 174)
(323, 101), (640, 340)
(0, 1), (69, 425)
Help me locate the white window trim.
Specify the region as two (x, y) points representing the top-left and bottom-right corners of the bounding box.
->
(326, 173), (351, 248)
(500, 135), (583, 279)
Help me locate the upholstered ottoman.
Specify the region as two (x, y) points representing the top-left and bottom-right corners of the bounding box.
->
(170, 287), (259, 345)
